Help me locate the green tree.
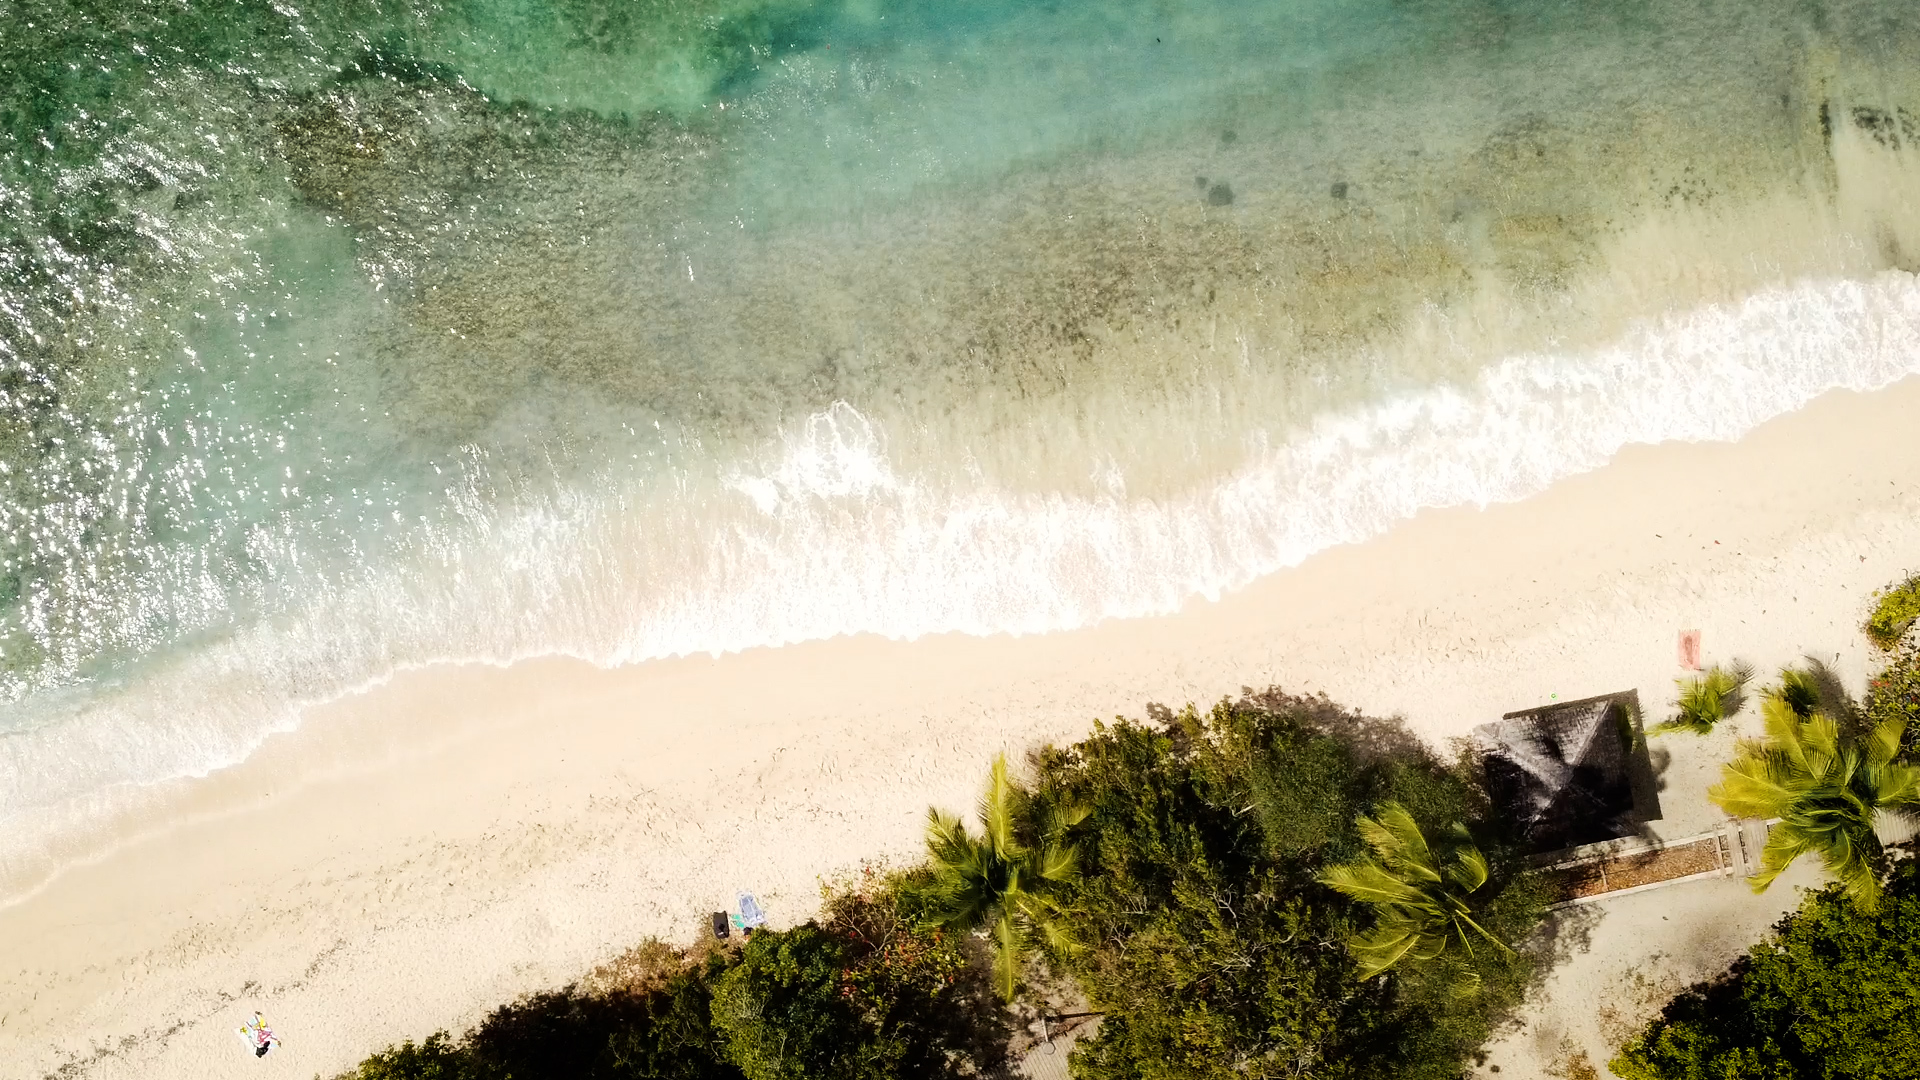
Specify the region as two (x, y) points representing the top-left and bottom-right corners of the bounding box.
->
(462, 974), (739, 1080)
(1038, 696), (1544, 1080)
(1316, 802), (1509, 984)
(335, 884), (988, 1080)
(922, 753), (1086, 1001)
(1709, 672), (1920, 909)
(1611, 859), (1920, 1080)
(603, 960), (743, 1080)
(820, 867), (1003, 1073)
(708, 924), (897, 1080)
(1653, 662), (1753, 736)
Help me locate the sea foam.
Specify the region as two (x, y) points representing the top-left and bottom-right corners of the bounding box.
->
(4, 269), (1919, 901)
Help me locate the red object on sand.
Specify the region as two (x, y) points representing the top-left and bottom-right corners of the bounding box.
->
(1678, 630), (1701, 670)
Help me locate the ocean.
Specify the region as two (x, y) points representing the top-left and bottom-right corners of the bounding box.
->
(3, 0), (1919, 894)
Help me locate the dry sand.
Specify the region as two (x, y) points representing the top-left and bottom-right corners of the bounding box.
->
(5, 375), (1919, 1080)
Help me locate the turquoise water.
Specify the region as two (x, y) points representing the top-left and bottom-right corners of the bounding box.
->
(5, 0), (1920, 886)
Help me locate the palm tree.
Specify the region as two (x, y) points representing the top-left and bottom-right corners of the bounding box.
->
(1315, 802), (1509, 983)
(1653, 661), (1754, 736)
(1709, 670), (1920, 910)
(922, 753), (1088, 1001)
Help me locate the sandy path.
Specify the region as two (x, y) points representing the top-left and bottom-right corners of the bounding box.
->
(4, 376), (1918, 1080)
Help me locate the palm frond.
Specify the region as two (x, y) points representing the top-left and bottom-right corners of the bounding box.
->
(924, 754), (1086, 1002)
(1799, 712), (1841, 775)
(1450, 909), (1513, 955)
(1710, 749), (1805, 820)
(925, 808), (976, 864)
(990, 910), (1023, 1002)
(1358, 803), (1442, 883)
(1826, 839), (1886, 912)
(1748, 826), (1812, 892)
(1044, 800), (1092, 837)
(1034, 840), (1080, 884)
(1874, 761), (1920, 811)
(1728, 678), (1908, 906)
(921, 866), (994, 931)
(979, 754), (1021, 860)
(1865, 716), (1909, 770)
(1323, 804), (1504, 985)
(1010, 890), (1080, 956)
(1318, 862), (1431, 907)
(1348, 923), (1428, 980)
(1760, 697), (1814, 770)
(1773, 666), (1822, 719)
(1445, 847), (1490, 894)
(1033, 915), (1080, 957)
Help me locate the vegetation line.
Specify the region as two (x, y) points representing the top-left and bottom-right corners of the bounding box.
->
(335, 590), (1920, 1080)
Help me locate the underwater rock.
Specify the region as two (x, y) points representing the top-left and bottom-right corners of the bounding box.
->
(1205, 181), (1233, 206)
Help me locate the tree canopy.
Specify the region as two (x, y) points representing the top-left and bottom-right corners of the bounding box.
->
(1866, 574), (1920, 650)
(921, 753), (1087, 1000)
(1030, 694), (1547, 1080)
(1316, 802), (1508, 985)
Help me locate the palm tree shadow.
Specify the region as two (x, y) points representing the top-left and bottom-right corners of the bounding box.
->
(1519, 900), (1607, 998)
(942, 935), (1025, 1072)
(1802, 654), (1864, 732)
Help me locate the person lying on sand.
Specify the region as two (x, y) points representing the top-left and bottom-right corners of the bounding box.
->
(237, 1012), (279, 1057)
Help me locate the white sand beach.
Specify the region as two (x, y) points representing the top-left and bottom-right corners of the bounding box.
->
(5, 374), (1919, 1080)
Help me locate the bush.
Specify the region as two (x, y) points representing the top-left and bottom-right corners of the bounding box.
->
(1867, 640), (1920, 761)
(1610, 859), (1920, 1080)
(710, 925), (889, 1080)
(1866, 574), (1920, 650)
(349, 1032), (473, 1080)
(335, 875), (988, 1080)
(1033, 694), (1546, 1080)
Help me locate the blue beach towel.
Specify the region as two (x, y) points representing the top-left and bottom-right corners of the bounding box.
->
(737, 893), (767, 929)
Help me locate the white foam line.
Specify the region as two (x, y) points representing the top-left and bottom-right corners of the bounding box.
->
(2, 270), (1918, 888)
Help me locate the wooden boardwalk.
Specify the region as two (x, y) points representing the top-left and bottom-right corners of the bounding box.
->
(1540, 819), (1771, 906)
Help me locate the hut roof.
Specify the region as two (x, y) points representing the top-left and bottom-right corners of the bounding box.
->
(1472, 693), (1637, 854)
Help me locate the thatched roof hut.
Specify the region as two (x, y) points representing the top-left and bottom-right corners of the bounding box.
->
(1472, 693), (1638, 854)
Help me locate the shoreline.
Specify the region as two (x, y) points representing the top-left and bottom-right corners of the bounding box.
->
(7, 375), (1920, 1080)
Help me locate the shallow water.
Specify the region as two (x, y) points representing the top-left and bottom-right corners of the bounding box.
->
(3, 0), (1920, 888)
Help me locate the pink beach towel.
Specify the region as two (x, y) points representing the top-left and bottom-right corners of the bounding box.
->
(1678, 630), (1701, 671)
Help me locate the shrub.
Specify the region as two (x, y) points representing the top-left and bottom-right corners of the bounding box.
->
(821, 866), (990, 1055)
(335, 873), (990, 1080)
(1866, 574), (1920, 650)
(463, 968), (737, 1080)
(1653, 663), (1753, 736)
(1610, 859), (1920, 1080)
(346, 1032), (473, 1080)
(1034, 694), (1546, 1080)
(709, 925), (872, 1080)
(1867, 640), (1920, 760)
